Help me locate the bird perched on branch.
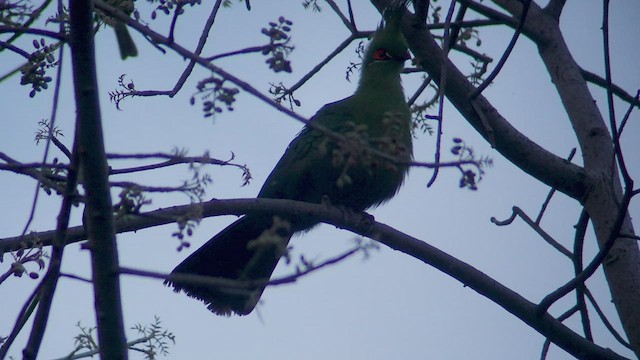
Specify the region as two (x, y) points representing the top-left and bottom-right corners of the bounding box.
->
(165, 3), (412, 315)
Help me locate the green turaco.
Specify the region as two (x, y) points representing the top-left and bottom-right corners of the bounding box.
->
(166, 4), (412, 315)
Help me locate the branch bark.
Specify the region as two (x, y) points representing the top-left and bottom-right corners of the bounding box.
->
(2, 198), (630, 360)
(369, 0), (640, 355)
(373, 0), (588, 201)
(69, 0), (128, 358)
(490, 1), (640, 356)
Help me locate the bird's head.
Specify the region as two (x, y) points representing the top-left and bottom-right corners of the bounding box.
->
(362, 2), (410, 71)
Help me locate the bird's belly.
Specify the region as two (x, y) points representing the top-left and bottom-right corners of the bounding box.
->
(296, 145), (408, 211)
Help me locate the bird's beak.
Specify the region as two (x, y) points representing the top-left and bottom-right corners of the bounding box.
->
(398, 50), (411, 61)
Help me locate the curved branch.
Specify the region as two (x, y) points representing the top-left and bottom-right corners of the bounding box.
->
(3, 197), (627, 359)
(373, 0), (588, 200)
(490, 1), (640, 355)
(581, 68), (640, 109)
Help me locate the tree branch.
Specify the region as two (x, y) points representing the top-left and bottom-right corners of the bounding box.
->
(2, 197), (630, 359)
(67, 1), (128, 359)
(581, 68), (640, 109)
(490, 0), (640, 355)
(374, 0), (588, 200)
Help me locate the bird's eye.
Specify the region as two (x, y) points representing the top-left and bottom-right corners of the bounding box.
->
(373, 48), (390, 61)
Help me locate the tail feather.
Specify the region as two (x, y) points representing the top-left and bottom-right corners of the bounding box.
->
(165, 215), (292, 315)
(114, 23), (138, 59)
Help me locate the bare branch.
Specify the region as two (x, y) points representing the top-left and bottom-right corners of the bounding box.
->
(98, 0), (224, 99)
(540, 305), (579, 360)
(0, 0), (56, 50)
(491, 206), (572, 258)
(387, 0), (588, 199)
(426, 0), (457, 187)
(276, 33), (368, 100)
(0, 25), (64, 42)
(572, 210), (593, 341)
(584, 288), (633, 350)
(536, 148), (577, 224)
(0, 278), (42, 358)
(537, 187), (634, 314)
(107, 152), (250, 180)
(0, 192), (633, 358)
(581, 69), (640, 109)
(602, 0), (633, 189)
(617, 90), (640, 138)
(469, 0), (530, 99)
(325, 0), (357, 32)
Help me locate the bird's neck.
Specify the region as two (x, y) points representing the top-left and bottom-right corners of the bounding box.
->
(354, 63), (405, 105)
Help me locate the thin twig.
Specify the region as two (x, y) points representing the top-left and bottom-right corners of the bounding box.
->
(616, 90), (640, 138)
(97, 0), (224, 98)
(14, 0), (66, 272)
(0, 152), (69, 195)
(427, 18), (503, 29)
(0, 279), (43, 358)
(584, 288), (633, 349)
(426, 0), (457, 187)
(572, 210), (593, 341)
(206, 44), (269, 61)
(59, 272), (93, 283)
(121, 244), (363, 289)
(537, 187), (634, 314)
(0, 25), (63, 43)
(455, 0), (518, 28)
(535, 148), (576, 224)
(540, 305), (579, 360)
(22, 122), (77, 360)
(0, 39), (31, 58)
(469, 0), (530, 99)
(407, 75), (432, 106)
(20, 2), (72, 356)
(107, 152), (248, 175)
(581, 69), (640, 109)
(0, 161), (69, 171)
(346, 0), (355, 27)
(452, 42), (493, 64)
(0, 0), (56, 49)
(325, 0), (356, 32)
(167, 2), (185, 43)
(278, 33), (368, 98)
(491, 206), (572, 258)
(51, 334), (156, 360)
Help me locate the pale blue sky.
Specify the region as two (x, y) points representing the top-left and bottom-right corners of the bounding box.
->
(1, 1), (639, 359)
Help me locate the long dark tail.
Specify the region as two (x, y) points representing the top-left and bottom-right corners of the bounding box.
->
(165, 215), (292, 315)
(113, 23), (138, 59)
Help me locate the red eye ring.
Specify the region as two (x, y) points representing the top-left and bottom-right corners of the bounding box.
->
(373, 48), (389, 61)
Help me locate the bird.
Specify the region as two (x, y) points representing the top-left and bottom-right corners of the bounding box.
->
(102, 0), (138, 59)
(165, 3), (412, 316)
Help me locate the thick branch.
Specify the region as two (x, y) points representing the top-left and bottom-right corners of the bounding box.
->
(68, 0), (127, 359)
(372, 0), (587, 201)
(491, 1), (640, 355)
(1, 198), (629, 360)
